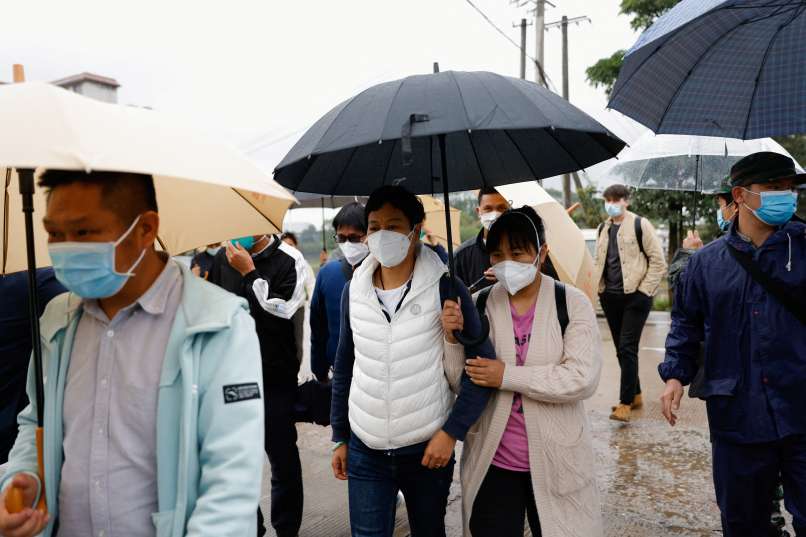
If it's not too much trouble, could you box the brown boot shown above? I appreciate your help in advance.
[611,393,643,411]
[610,404,631,422]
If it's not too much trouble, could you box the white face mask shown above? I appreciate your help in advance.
[492,257,539,295]
[480,211,501,231]
[338,241,369,266]
[206,247,221,256]
[367,229,413,268]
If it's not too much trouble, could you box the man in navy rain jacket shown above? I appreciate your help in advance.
[659,152,806,537]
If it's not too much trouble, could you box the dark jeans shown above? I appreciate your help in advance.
[470,465,541,537]
[712,435,806,537]
[347,436,454,537]
[599,291,652,405]
[257,383,303,537]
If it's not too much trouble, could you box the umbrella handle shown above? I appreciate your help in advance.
[3,427,47,514]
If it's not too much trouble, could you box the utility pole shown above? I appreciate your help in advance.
[511,18,532,79]
[546,14,590,208]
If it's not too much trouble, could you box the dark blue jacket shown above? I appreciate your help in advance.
[659,220,806,444]
[0,269,65,462]
[310,258,355,382]
[331,275,495,444]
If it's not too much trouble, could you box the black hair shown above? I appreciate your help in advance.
[332,201,367,233]
[38,170,158,224]
[365,185,425,230]
[486,206,546,255]
[602,184,631,201]
[281,232,298,246]
[478,185,503,205]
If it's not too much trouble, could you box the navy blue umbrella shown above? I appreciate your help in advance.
[275,70,624,342]
[609,0,806,139]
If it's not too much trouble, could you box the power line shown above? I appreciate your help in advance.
[463,0,555,91]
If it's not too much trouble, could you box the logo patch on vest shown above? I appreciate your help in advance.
[410,303,422,315]
[223,383,261,404]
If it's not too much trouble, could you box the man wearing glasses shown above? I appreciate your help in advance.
[310,202,369,383]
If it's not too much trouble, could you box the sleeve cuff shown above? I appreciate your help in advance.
[500,364,532,394]
[658,362,691,386]
[242,270,261,287]
[441,417,466,442]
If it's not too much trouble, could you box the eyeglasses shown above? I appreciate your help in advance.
[333,233,365,244]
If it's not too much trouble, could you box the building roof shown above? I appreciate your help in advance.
[51,72,120,88]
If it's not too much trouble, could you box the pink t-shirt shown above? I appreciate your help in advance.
[491,300,536,472]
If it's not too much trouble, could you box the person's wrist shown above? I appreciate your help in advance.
[332,441,346,452]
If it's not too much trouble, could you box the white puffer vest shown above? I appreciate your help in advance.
[348,245,454,450]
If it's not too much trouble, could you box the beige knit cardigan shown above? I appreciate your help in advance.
[443,275,603,537]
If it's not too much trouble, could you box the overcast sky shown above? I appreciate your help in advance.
[1,0,641,228]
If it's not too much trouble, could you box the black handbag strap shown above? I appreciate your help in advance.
[727,243,806,325]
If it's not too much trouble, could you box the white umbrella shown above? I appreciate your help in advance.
[1,82,297,274]
[0,81,296,514]
[496,181,597,303]
[419,195,461,250]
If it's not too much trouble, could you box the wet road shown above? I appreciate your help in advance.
[259,312,761,536]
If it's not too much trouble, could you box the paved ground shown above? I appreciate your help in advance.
[259,311,794,536]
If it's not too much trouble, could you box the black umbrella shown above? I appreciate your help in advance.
[275,70,624,342]
[291,192,367,252]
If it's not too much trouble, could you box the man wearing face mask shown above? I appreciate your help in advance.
[0,170,264,537]
[190,242,221,279]
[668,179,737,291]
[454,186,511,293]
[659,152,806,537]
[310,202,368,383]
[330,185,495,536]
[207,232,308,537]
[593,184,667,423]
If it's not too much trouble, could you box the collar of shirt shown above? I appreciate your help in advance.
[78,258,181,323]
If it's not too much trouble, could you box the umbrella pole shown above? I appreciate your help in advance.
[321,198,327,253]
[5,169,47,514]
[437,135,457,292]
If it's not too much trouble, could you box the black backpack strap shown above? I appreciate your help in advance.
[554,280,569,337]
[727,243,806,325]
[634,216,647,259]
[597,222,604,238]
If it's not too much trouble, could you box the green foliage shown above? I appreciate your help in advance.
[586,50,626,98]
[774,135,806,167]
[620,0,681,30]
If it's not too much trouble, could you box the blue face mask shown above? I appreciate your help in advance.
[48,215,146,299]
[605,202,624,218]
[231,236,256,250]
[716,202,734,232]
[742,188,798,226]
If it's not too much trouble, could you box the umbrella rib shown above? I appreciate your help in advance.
[231,188,285,233]
[656,0,794,134]
[543,128,586,175]
[741,3,805,139]
[331,146,361,195]
[380,140,397,188]
[503,130,541,181]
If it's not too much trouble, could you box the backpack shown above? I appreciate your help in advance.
[474,280,570,337]
[598,215,647,259]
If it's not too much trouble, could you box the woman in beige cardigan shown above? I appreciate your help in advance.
[442,207,603,537]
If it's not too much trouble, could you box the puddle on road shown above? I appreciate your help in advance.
[590,411,723,535]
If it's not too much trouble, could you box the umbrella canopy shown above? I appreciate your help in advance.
[0,82,297,275]
[495,182,596,303]
[589,133,802,192]
[275,70,624,194]
[292,192,366,209]
[609,0,806,139]
[419,195,461,249]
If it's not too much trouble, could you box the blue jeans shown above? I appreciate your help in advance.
[347,436,455,537]
[712,434,806,536]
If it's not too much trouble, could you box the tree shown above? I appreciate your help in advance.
[585,50,625,97]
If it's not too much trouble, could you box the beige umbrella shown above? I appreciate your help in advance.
[1,82,296,275]
[419,194,461,249]
[0,80,296,515]
[496,181,597,303]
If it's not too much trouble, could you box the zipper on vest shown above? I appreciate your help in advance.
[386,325,393,450]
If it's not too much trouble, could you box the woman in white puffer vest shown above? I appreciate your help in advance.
[442,207,603,537]
[330,185,496,537]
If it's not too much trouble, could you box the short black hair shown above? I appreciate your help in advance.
[281,232,298,245]
[365,185,425,230]
[38,170,157,224]
[332,201,366,233]
[602,184,631,201]
[486,206,546,255]
[478,185,504,205]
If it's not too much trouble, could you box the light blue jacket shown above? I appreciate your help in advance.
[1,263,265,536]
